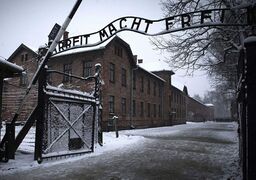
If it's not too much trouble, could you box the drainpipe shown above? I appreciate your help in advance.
[161,82,164,125]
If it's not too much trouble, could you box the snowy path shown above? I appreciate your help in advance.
[0,122,241,179]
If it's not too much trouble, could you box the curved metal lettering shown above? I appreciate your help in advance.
[53,8,249,54]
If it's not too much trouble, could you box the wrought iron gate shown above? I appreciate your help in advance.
[34,64,101,162]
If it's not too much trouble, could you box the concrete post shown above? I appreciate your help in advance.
[244,36,256,179]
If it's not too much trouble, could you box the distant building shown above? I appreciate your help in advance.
[2,36,214,131]
[187,97,214,122]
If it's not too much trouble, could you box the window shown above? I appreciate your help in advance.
[114,46,123,57]
[147,103,150,117]
[147,79,150,94]
[20,73,28,86]
[109,63,115,83]
[140,76,144,92]
[121,68,127,87]
[132,100,136,117]
[83,61,93,77]
[140,102,144,117]
[109,96,115,113]
[153,81,157,96]
[21,53,28,62]
[121,98,126,115]
[153,104,156,117]
[63,63,72,82]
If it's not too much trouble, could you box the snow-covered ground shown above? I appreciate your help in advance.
[0,121,241,179]
[0,124,144,173]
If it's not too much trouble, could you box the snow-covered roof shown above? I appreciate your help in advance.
[7,43,37,62]
[51,36,136,66]
[0,58,24,78]
[52,42,107,58]
[205,103,214,107]
[138,66,166,82]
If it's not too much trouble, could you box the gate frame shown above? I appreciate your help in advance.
[34,64,101,163]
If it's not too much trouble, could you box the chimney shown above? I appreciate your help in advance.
[63,31,69,40]
[138,59,143,64]
[133,55,137,62]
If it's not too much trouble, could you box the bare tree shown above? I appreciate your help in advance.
[151,0,251,73]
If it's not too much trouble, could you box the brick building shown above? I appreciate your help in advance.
[152,70,187,125]
[2,44,38,122]
[2,36,214,130]
[187,96,214,122]
[47,36,168,130]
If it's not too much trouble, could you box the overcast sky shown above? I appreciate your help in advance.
[0,0,213,97]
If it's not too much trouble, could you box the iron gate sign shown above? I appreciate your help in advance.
[53,7,250,54]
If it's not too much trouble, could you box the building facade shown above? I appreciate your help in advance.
[2,36,214,131]
[2,44,38,122]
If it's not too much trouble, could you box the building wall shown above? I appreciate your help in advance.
[2,38,214,131]
[153,71,186,126]
[152,71,172,125]
[170,86,187,125]
[100,39,135,130]
[186,96,214,122]
[132,67,165,128]
[2,45,38,122]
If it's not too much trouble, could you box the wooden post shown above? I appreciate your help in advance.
[244,36,256,179]
[6,122,15,159]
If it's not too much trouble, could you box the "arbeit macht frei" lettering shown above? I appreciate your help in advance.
[53,9,231,54]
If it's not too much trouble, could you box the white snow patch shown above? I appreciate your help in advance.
[0,125,143,174]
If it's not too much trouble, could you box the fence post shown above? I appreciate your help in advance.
[113,116,119,138]
[34,67,47,163]
[5,122,15,159]
[244,36,256,179]
[94,63,103,145]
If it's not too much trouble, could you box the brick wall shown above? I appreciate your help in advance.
[152,70,186,126]
[132,67,165,128]
[2,45,38,122]
[187,96,213,122]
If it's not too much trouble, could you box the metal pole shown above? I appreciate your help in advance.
[14,0,83,121]
[29,0,82,88]
[34,67,47,163]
